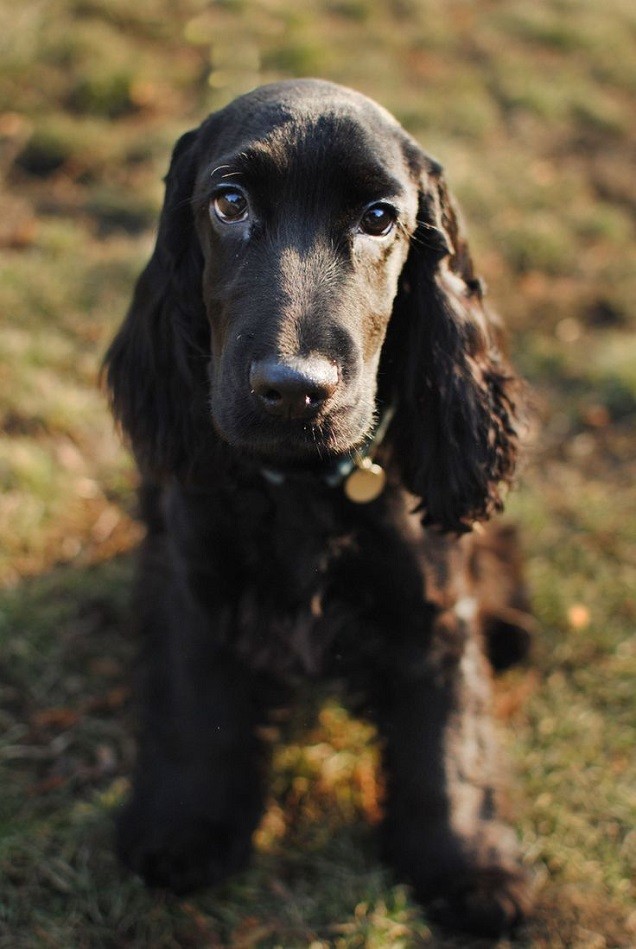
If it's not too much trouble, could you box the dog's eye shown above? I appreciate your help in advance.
[211,187,249,224]
[359,202,397,237]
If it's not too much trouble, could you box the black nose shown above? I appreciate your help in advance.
[249,356,339,420]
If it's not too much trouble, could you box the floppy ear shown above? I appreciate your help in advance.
[103,128,208,475]
[382,160,523,533]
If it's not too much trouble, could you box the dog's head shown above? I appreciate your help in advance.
[105,79,522,531]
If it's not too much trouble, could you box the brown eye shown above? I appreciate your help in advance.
[211,187,249,224]
[359,202,397,237]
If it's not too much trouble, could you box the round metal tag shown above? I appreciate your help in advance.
[344,459,386,503]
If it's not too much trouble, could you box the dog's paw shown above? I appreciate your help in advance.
[428,866,532,937]
[117,801,251,895]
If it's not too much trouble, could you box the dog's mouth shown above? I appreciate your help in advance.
[235,419,369,469]
[211,399,376,471]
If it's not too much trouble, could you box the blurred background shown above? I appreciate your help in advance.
[0,0,634,945]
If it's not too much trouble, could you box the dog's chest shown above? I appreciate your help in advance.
[227,487,363,678]
[233,525,357,678]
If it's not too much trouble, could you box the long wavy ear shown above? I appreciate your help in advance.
[103,128,208,476]
[382,156,523,533]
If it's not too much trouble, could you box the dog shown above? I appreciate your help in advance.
[104,79,533,936]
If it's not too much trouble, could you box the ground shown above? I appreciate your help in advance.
[0,1,634,945]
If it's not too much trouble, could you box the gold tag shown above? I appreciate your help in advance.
[344,458,386,503]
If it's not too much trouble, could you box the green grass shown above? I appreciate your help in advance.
[1,0,635,944]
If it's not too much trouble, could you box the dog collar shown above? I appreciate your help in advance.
[261,404,394,504]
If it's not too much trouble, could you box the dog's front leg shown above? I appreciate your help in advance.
[117,534,266,894]
[379,608,532,936]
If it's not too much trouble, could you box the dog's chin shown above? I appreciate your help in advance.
[239,431,366,473]
[247,444,355,475]
[213,409,373,473]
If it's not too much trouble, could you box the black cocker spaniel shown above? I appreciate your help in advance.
[105,79,533,936]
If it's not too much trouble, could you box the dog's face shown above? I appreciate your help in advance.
[105,79,520,531]
[190,83,422,465]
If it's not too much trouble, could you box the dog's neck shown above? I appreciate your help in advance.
[260,403,395,503]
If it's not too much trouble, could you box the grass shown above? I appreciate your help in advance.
[0,0,634,944]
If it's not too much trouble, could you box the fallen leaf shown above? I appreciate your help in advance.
[568,604,591,630]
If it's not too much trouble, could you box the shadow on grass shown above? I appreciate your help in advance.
[0,555,627,947]
[0,557,426,946]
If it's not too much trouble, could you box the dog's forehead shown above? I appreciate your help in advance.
[199,81,416,189]
[246,115,404,185]
[218,79,403,142]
